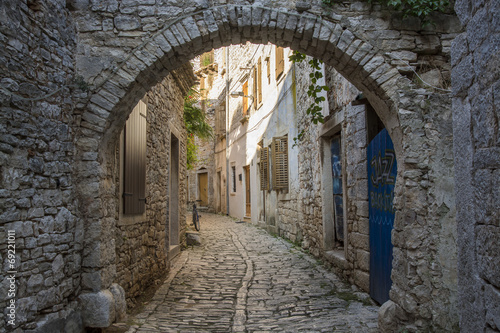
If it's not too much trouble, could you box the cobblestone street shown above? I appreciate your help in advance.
[125,213,379,332]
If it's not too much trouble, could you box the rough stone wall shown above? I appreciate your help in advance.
[284,58,458,331]
[384,89,457,332]
[0,1,83,331]
[452,0,500,331]
[342,104,371,292]
[113,68,189,307]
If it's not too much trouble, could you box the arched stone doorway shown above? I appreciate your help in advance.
[72,2,459,331]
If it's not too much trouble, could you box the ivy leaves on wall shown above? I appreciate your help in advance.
[289,51,329,146]
[184,88,213,169]
[322,0,450,25]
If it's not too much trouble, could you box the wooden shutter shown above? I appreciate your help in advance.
[123,100,147,214]
[253,67,258,109]
[243,81,248,116]
[259,147,270,190]
[216,104,226,136]
[275,46,284,80]
[272,136,288,190]
[257,57,262,105]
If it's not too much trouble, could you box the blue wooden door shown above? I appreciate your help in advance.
[368,128,397,304]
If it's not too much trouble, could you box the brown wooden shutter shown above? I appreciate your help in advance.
[253,67,258,109]
[275,46,284,80]
[257,57,262,105]
[272,136,288,190]
[123,101,147,214]
[243,81,248,116]
[259,147,270,190]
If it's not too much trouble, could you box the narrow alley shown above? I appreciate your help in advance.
[124,213,379,332]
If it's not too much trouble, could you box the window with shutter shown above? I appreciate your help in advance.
[253,66,258,110]
[232,165,237,192]
[257,57,262,105]
[216,104,226,136]
[242,81,248,116]
[123,100,147,214]
[275,46,284,81]
[259,146,270,190]
[272,135,288,190]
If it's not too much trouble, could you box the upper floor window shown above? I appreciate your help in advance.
[242,81,249,117]
[275,46,285,81]
[254,57,263,109]
[215,103,226,137]
[123,100,147,215]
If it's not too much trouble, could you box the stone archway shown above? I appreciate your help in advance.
[72,2,459,331]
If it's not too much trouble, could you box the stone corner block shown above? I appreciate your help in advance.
[378,299,399,332]
[109,283,127,322]
[79,289,116,328]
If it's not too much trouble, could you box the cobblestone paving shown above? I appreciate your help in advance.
[126,213,379,332]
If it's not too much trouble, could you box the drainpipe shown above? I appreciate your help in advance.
[225,46,230,216]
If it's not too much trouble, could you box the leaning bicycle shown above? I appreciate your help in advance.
[192,200,201,231]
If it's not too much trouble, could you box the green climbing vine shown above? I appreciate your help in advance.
[322,0,450,24]
[289,51,329,146]
[184,88,213,169]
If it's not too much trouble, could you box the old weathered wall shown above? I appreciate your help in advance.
[0,1,84,331]
[452,0,500,331]
[113,68,189,308]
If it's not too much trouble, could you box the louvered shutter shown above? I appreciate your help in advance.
[259,147,270,190]
[243,81,248,116]
[272,136,288,190]
[123,101,147,214]
[257,57,262,104]
[275,46,284,80]
[253,67,258,109]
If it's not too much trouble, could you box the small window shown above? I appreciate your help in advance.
[242,81,249,117]
[254,57,263,108]
[232,165,236,193]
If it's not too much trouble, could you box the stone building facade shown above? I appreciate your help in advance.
[452,0,500,331]
[112,65,193,308]
[0,0,498,332]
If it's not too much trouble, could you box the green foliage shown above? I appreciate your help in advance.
[184,89,213,139]
[384,0,450,23]
[184,88,213,169]
[321,0,336,6]
[186,134,197,170]
[322,0,450,24]
[289,51,329,147]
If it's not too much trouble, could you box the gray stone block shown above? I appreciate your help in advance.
[79,290,116,328]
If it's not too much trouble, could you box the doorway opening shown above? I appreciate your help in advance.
[198,170,208,207]
[244,165,251,218]
[169,133,180,257]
